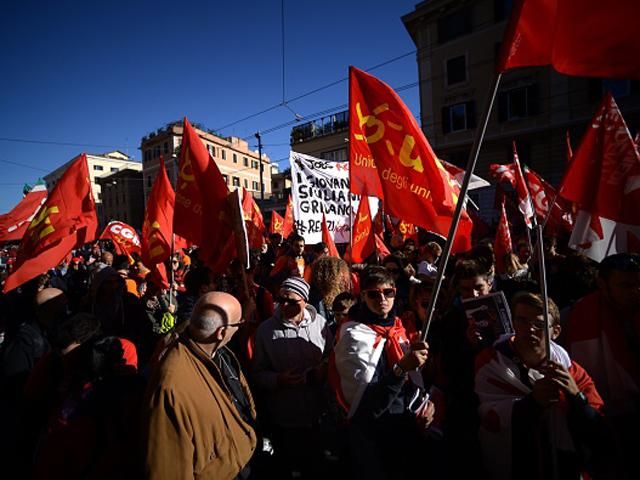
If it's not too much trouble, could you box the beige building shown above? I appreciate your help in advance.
[140,121,272,203]
[290,110,349,161]
[402,0,640,220]
[96,168,145,228]
[43,151,143,225]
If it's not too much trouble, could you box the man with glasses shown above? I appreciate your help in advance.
[565,253,640,478]
[143,291,257,480]
[333,266,433,480]
[252,276,332,478]
[476,292,612,480]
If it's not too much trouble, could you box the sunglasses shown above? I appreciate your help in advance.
[276,297,303,306]
[364,288,396,300]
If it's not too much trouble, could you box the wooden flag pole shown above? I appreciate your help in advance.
[421,73,503,340]
[169,233,176,310]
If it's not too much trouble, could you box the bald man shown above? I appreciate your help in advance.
[142,292,258,480]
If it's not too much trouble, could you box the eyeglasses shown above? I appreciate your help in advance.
[515,317,547,331]
[276,297,303,306]
[364,288,396,300]
[226,319,245,328]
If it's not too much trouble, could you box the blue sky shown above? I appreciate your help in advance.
[0,0,420,213]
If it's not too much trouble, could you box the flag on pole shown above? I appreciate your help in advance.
[321,213,340,258]
[0,184,48,243]
[351,196,375,263]
[512,142,535,228]
[283,194,294,238]
[270,210,285,236]
[560,93,640,261]
[3,154,98,292]
[494,189,513,273]
[349,66,472,252]
[498,0,640,79]
[99,221,141,261]
[242,188,266,249]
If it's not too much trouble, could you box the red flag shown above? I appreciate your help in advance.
[99,221,141,261]
[374,233,391,258]
[242,188,265,249]
[494,189,513,273]
[321,213,340,258]
[349,66,472,252]
[397,220,418,243]
[512,142,534,228]
[0,185,47,243]
[174,118,232,270]
[498,0,640,79]
[489,163,517,185]
[351,197,375,263]
[142,158,175,288]
[372,206,384,235]
[560,94,640,261]
[283,194,294,238]
[4,154,97,292]
[525,169,573,233]
[270,210,285,236]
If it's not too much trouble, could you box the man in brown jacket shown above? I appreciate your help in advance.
[142,291,257,479]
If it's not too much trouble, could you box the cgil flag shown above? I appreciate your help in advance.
[3,154,98,292]
[99,221,141,261]
[349,66,472,252]
[498,0,640,79]
[0,184,48,243]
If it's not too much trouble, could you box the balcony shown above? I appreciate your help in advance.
[290,110,349,145]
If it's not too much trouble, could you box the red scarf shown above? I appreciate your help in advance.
[367,317,410,367]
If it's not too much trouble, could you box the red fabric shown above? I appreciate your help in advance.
[0,186,47,242]
[498,0,640,79]
[568,361,604,413]
[174,118,234,272]
[349,66,472,253]
[4,154,97,292]
[270,210,284,235]
[119,338,138,370]
[494,188,513,273]
[525,169,573,234]
[397,220,418,242]
[242,188,266,249]
[374,233,390,257]
[283,195,294,238]
[366,317,410,367]
[560,94,640,228]
[512,142,534,228]
[142,157,174,289]
[100,221,141,261]
[351,196,375,263]
[321,213,340,258]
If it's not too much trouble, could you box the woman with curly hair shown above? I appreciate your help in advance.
[308,256,351,332]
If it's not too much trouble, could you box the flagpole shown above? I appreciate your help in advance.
[169,233,175,310]
[421,73,503,340]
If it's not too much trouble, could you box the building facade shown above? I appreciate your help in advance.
[402,0,640,220]
[140,121,272,203]
[96,168,145,228]
[43,151,143,226]
[290,110,349,161]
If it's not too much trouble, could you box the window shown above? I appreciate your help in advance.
[446,55,467,86]
[233,153,238,163]
[97,192,102,200]
[494,0,514,21]
[243,157,248,167]
[438,9,472,44]
[498,85,539,122]
[147,176,152,188]
[442,101,476,133]
[210,144,216,157]
[252,181,259,190]
[321,148,348,162]
[603,79,631,99]
[93,165,104,171]
[244,179,248,188]
[447,150,471,168]
[252,160,259,169]
[163,142,169,154]
[222,174,228,184]
[221,149,226,160]
[232,176,240,187]
[144,150,151,163]
[110,167,118,173]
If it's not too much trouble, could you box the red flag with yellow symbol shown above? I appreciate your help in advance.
[174,117,232,270]
[242,188,266,249]
[270,210,285,236]
[349,67,472,253]
[142,158,174,288]
[321,213,340,258]
[4,154,98,292]
[396,220,418,243]
[351,197,375,263]
[283,194,294,238]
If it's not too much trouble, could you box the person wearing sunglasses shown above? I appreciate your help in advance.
[332,266,434,480]
[476,292,611,480]
[252,276,332,478]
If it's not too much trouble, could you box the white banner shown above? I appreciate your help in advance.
[290,151,377,244]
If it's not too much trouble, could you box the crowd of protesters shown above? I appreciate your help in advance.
[0,227,638,480]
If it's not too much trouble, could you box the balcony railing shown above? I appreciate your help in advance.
[290,110,349,145]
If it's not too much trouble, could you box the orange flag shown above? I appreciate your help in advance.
[283,194,294,238]
[351,197,375,263]
[321,213,340,258]
[4,154,98,292]
[270,210,285,236]
[242,188,266,249]
[142,158,175,288]
[349,67,472,253]
[174,117,232,270]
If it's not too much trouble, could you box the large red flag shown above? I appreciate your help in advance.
[560,93,640,261]
[174,118,232,270]
[283,194,294,238]
[142,158,175,288]
[0,185,47,243]
[242,188,266,249]
[99,221,141,261]
[349,66,472,252]
[4,154,97,292]
[494,189,513,273]
[321,213,340,258]
[270,210,285,236]
[498,0,640,79]
[351,196,375,263]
